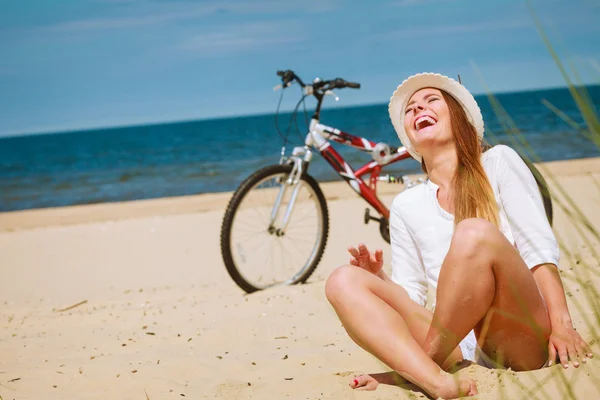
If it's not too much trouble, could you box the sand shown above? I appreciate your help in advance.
[1,157,600,399]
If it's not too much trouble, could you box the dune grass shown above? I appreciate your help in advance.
[461,1,600,398]
[375,2,600,397]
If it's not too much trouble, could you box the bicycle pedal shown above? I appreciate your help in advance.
[364,208,381,224]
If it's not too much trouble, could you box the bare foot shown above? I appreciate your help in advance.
[429,374,478,399]
[349,371,406,391]
[349,374,379,391]
[349,371,477,399]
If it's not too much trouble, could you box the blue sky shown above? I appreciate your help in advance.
[1,0,599,137]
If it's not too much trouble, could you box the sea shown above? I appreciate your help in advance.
[1,85,599,212]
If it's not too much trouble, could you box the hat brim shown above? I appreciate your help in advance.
[388,73,484,163]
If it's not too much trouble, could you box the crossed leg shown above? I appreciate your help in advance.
[325,266,476,399]
[325,218,551,398]
[424,218,551,370]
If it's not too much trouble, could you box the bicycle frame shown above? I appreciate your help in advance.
[285,117,413,221]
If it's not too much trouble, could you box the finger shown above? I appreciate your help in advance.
[548,343,557,367]
[567,344,580,368]
[347,246,359,258]
[582,340,594,359]
[349,254,361,267]
[558,347,570,369]
[358,243,369,258]
[359,246,372,265]
[576,340,587,364]
[374,249,383,262]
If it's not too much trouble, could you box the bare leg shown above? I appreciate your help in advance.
[423,218,551,370]
[325,266,477,398]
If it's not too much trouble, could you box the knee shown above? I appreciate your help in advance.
[453,218,499,256]
[325,265,361,305]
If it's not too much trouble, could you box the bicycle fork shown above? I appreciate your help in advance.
[267,147,313,237]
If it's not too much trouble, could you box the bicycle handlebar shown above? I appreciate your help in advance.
[277,69,306,87]
[329,77,361,90]
[276,69,360,91]
[276,69,361,120]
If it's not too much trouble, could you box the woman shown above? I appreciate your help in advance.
[325,73,593,399]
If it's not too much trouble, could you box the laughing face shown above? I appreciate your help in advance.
[403,87,453,156]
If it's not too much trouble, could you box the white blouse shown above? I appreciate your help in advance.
[389,144,560,308]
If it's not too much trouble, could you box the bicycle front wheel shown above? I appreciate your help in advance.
[220,164,329,293]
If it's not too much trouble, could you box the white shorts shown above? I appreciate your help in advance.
[458,330,500,369]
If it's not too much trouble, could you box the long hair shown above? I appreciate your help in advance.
[421,90,499,227]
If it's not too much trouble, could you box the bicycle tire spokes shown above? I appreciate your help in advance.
[277,180,303,235]
[229,172,323,289]
[268,178,288,234]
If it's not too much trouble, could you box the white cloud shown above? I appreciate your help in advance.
[178,21,305,57]
[39,1,340,34]
[386,19,532,37]
[42,5,220,33]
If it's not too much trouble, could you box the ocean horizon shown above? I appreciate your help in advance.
[1,84,599,212]
[4,82,597,140]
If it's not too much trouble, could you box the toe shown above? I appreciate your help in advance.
[462,379,478,396]
[469,381,479,396]
[349,375,371,389]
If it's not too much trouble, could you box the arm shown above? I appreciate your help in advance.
[495,145,559,270]
[389,198,428,306]
[531,263,572,329]
[496,146,592,365]
[532,262,593,366]
[495,146,561,318]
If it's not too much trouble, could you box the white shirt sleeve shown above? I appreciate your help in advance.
[389,200,428,306]
[495,145,560,269]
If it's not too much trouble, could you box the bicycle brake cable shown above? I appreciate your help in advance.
[301,94,309,127]
[298,90,310,142]
[274,81,311,156]
[292,92,309,143]
[274,88,288,147]
[281,91,307,145]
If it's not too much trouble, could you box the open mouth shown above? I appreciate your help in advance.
[414,115,437,131]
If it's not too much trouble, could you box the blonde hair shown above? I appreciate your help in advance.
[421,90,499,227]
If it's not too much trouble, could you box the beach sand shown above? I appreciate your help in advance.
[1,157,600,399]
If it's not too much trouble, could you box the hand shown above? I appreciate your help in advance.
[348,243,384,275]
[548,325,593,368]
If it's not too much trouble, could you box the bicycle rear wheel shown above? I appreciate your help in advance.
[220,164,329,293]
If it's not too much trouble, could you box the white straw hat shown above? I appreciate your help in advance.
[388,72,484,163]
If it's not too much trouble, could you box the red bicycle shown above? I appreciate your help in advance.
[220,70,552,293]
